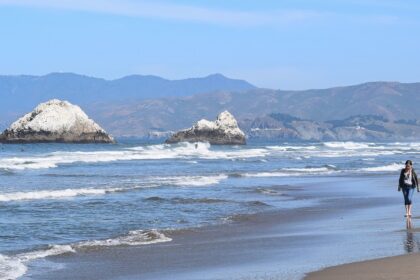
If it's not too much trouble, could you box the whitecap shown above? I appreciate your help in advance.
[358,163,403,172]
[323,142,372,149]
[0,187,127,202]
[165,174,228,187]
[242,165,338,178]
[0,142,269,170]
[0,174,227,202]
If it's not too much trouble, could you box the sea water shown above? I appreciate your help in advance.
[0,140,418,279]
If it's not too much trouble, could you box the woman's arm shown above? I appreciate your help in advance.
[398,169,404,191]
[413,169,419,192]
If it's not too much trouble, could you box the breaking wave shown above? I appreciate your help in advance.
[0,142,268,170]
[358,163,403,172]
[323,142,372,149]
[0,187,129,202]
[243,165,338,177]
[0,174,228,202]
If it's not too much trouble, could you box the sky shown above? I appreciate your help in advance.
[0,0,419,89]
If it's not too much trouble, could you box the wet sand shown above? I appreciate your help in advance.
[305,251,420,280]
[24,176,414,280]
[305,214,420,280]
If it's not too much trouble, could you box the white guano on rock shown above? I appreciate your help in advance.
[165,111,246,145]
[0,99,114,143]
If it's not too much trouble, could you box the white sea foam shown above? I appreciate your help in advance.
[0,245,75,280]
[323,142,372,149]
[264,142,407,159]
[311,150,397,158]
[16,245,75,262]
[163,174,228,187]
[76,230,171,248]
[0,230,171,279]
[243,172,291,177]
[0,174,227,202]
[0,254,27,280]
[0,142,268,170]
[266,145,317,151]
[243,166,337,177]
[282,166,336,172]
[358,163,403,172]
[128,142,268,160]
[0,187,127,202]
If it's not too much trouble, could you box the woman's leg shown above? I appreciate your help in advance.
[402,187,410,215]
[408,188,415,215]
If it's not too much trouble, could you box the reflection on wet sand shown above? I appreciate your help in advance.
[404,218,420,253]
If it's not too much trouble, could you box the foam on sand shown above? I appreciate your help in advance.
[76,229,172,248]
[0,245,75,280]
[0,229,171,279]
[0,254,27,280]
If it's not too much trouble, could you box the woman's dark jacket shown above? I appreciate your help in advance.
[398,168,419,192]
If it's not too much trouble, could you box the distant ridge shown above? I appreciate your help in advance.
[0,72,256,125]
[1,73,420,141]
[85,81,420,139]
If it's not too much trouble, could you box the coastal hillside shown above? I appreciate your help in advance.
[0,72,255,127]
[1,75,419,140]
[85,81,420,140]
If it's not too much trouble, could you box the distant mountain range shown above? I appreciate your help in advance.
[0,72,255,126]
[1,73,419,141]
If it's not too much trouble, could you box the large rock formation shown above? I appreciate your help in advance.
[165,111,246,145]
[0,99,114,143]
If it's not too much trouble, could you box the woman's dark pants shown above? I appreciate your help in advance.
[402,184,415,205]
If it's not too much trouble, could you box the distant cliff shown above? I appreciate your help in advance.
[239,114,420,141]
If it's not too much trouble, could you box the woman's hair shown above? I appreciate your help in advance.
[406,160,413,166]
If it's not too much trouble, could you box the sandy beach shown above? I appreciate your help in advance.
[22,175,414,280]
[305,251,420,280]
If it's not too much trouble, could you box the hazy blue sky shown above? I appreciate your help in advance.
[0,0,419,89]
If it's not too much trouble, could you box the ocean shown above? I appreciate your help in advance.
[0,140,418,279]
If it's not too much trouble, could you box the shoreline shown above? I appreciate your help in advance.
[304,214,420,280]
[23,175,411,280]
[304,250,420,280]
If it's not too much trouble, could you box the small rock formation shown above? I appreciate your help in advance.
[0,99,114,143]
[165,111,246,145]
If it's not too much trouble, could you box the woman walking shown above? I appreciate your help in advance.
[398,160,419,217]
